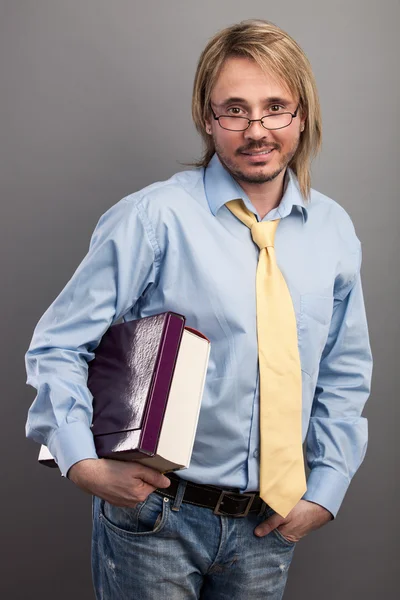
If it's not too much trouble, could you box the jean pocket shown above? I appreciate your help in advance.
[272,527,297,547]
[99,492,170,538]
[264,507,297,547]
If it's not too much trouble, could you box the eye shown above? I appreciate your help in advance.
[269,104,285,112]
[226,107,244,115]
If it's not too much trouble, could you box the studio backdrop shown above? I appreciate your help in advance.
[1,1,398,599]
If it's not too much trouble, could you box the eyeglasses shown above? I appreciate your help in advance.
[210,104,299,131]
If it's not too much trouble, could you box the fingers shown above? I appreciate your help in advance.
[69,458,172,508]
[254,512,284,537]
[134,464,171,489]
[131,480,159,504]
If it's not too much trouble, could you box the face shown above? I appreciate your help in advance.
[205,56,306,188]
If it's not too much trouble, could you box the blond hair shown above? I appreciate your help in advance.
[191,19,322,201]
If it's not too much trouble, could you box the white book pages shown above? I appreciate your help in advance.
[139,328,210,470]
[38,445,53,462]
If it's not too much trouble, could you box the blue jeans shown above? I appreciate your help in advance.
[91,479,297,599]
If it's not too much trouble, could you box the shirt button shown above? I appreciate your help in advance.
[253,449,259,458]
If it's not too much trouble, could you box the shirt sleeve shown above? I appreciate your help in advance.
[302,246,373,518]
[25,195,160,477]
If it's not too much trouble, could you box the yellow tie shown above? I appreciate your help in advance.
[226,199,307,518]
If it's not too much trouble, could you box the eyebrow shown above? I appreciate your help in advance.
[214,96,293,108]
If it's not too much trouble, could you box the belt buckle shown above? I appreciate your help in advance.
[213,491,256,518]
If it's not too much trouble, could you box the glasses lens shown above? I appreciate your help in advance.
[219,116,249,131]
[262,113,292,130]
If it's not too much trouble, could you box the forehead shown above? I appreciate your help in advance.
[211,55,294,103]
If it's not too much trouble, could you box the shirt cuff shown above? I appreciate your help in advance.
[302,466,350,519]
[47,421,99,478]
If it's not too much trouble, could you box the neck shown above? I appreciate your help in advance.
[234,169,286,220]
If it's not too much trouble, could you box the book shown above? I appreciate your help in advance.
[38,311,210,473]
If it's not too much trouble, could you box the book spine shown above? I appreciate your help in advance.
[139,313,185,455]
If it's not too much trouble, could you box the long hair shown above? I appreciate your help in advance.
[191,19,322,201]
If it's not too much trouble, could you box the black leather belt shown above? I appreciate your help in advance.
[155,472,265,518]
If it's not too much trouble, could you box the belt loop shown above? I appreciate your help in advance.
[257,500,267,517]
[171,477,187,512]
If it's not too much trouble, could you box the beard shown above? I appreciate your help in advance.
[213,135,300,185]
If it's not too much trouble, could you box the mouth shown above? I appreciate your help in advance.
[240,148,276,161]
[241,148,275,156]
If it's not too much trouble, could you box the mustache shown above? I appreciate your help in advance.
[237,142,279,154]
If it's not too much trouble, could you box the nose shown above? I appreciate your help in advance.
[243,119,269,142]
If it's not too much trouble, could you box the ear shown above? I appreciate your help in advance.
[299,109,307,132]
[204,118,212,135]
[204,104,214,135]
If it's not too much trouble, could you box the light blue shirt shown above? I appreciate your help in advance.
[25,153,372,518]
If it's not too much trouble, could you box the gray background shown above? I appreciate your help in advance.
[1,1,398,598]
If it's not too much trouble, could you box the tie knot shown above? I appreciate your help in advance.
[251,221,279,250]
[224,199,280,249]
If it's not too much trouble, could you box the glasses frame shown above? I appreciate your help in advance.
[209,104,300,131]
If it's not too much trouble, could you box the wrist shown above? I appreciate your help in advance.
[67,458,100,484]
[308,500,333,522]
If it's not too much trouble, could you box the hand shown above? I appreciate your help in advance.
[254,499,333,543]
[67,458,171,508]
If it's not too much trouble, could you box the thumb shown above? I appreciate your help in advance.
[254,512,283,538]
[136,465,171,489]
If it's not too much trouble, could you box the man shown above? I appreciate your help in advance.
[25,19,372,600]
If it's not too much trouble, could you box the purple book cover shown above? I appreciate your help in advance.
[89,312,185,459]
[39,311,186,467]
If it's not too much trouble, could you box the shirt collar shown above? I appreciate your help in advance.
[204,152,308,222]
